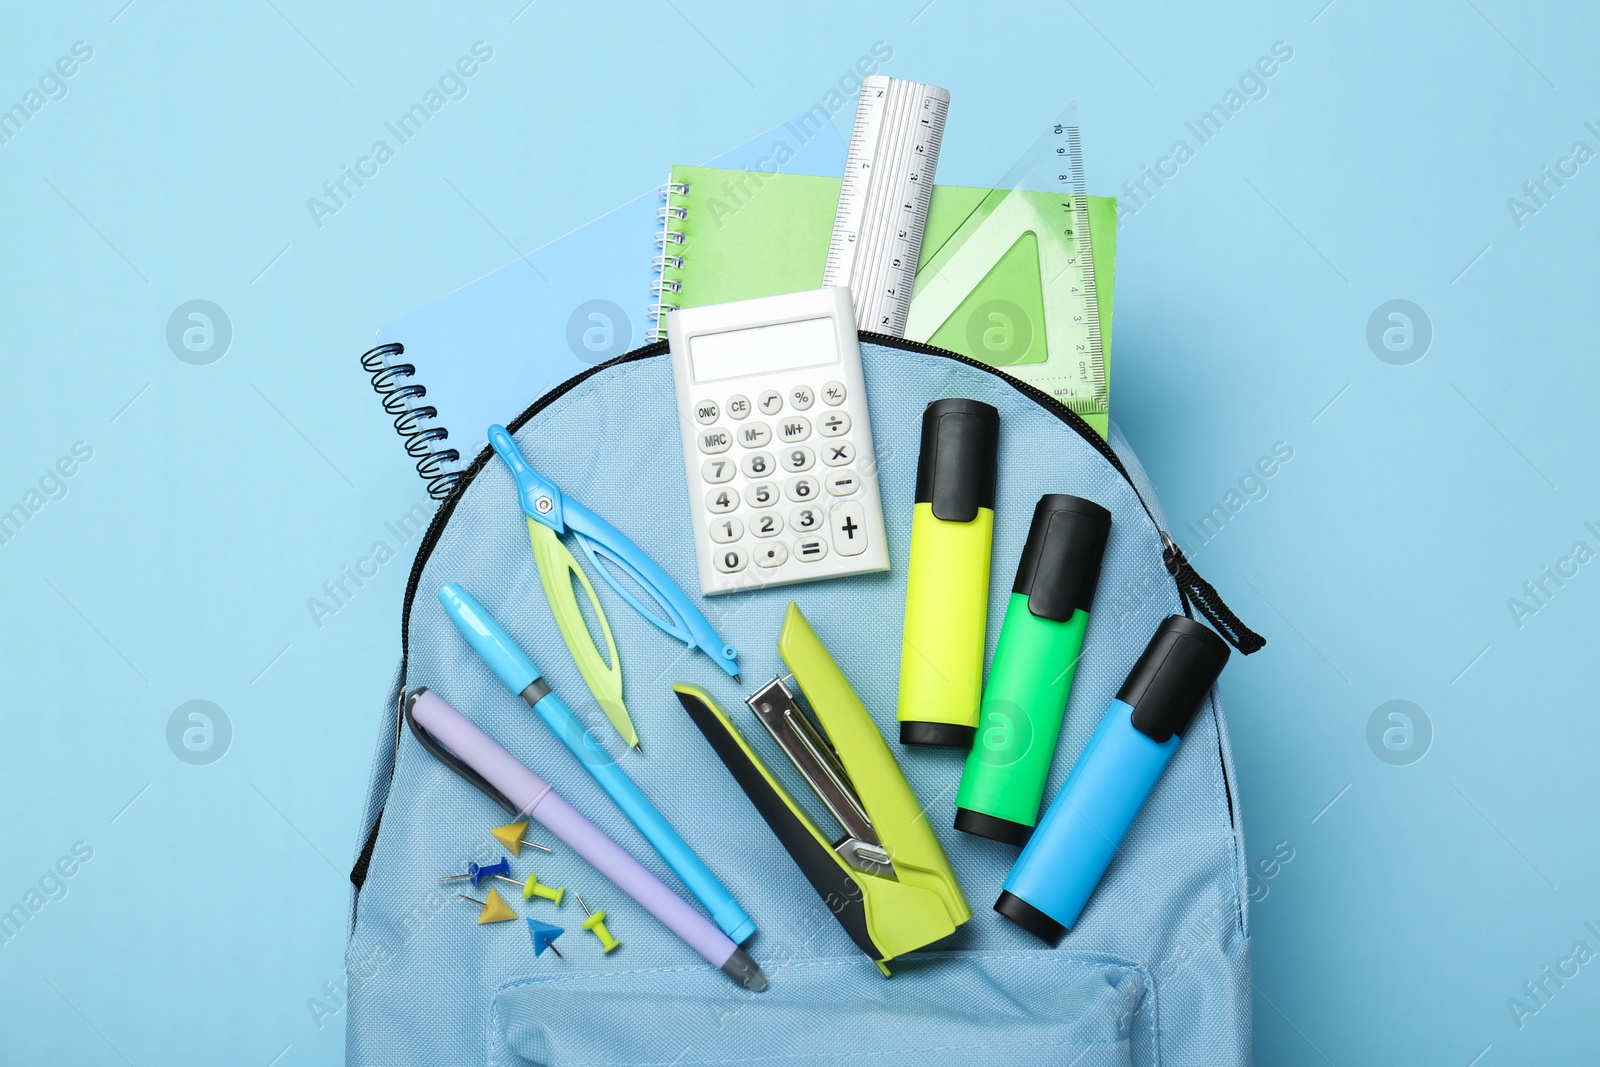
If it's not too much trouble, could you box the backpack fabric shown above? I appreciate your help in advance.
[345,337,1253,1066]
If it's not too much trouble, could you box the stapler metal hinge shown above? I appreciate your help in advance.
[746,677,895,879]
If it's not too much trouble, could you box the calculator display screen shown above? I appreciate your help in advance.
[688,316,839,382]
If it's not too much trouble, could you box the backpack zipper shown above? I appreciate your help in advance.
[857,331,1264,656]
[393,332,1261,708]
[349,333,1262,888]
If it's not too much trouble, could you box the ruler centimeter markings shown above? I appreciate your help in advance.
[824,76,950,336]
[1055,122,1106,413]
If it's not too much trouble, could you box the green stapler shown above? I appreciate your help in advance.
[673,603,971,974]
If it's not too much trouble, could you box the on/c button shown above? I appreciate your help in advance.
[830,501,868,557]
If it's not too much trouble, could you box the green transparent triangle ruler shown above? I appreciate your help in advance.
[905,113,1108,426]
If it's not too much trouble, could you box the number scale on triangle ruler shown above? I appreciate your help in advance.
[824,76,950,336]
[1052,121,1107,417]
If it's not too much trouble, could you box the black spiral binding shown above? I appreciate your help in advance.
[360,343,462,501]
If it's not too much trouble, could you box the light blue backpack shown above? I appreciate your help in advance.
[347,334,1262,1066]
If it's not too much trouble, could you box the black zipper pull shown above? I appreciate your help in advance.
[1162,534,1265,655]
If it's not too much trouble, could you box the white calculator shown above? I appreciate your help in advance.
[666,287,890,595]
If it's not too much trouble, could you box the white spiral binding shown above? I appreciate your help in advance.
[650,180,690,340]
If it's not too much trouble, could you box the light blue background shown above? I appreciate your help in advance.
[2,2,1594,1065]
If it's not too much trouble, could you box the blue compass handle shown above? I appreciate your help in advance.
[562,496,740,678]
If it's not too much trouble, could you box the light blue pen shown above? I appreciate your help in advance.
[438,581,757,944]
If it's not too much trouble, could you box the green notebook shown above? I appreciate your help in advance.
[658,164,1115,437]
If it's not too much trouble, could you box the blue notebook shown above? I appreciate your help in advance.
[362,121,847,498]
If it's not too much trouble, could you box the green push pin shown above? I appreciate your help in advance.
[575,891,620,953]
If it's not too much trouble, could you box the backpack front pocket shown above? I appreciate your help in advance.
[488,949,1153,1067]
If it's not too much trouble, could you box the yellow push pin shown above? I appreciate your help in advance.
[459,888,518,924]
[575,891,620,953]
[489,821,554,858]
[517,871,565,906]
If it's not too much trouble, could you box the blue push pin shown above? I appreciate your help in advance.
[439,856,512,888]
[526,919,565,959]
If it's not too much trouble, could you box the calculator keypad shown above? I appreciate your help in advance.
[690,382,875,584]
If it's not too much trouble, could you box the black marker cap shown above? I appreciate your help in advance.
[994,890,1065,945]
[915,399,1000,523]
[954,807,1034,847]
[1119,616,1231,744]
[1012,495,1112,622]
[899,721,976,749]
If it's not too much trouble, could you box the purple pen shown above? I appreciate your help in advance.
[406,688,767,991]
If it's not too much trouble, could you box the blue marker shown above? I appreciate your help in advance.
[437,582,757,945]
[996,616,1230,943]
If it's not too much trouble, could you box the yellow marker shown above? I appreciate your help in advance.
[576,891,620,953]
[520,871,565,906]
[896,399,1000,749]
[459,888,517,924]
[489,821,553,858]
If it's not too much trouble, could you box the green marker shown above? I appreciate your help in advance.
[955,494,1111,846]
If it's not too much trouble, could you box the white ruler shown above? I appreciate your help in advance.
[823,75,950,336]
